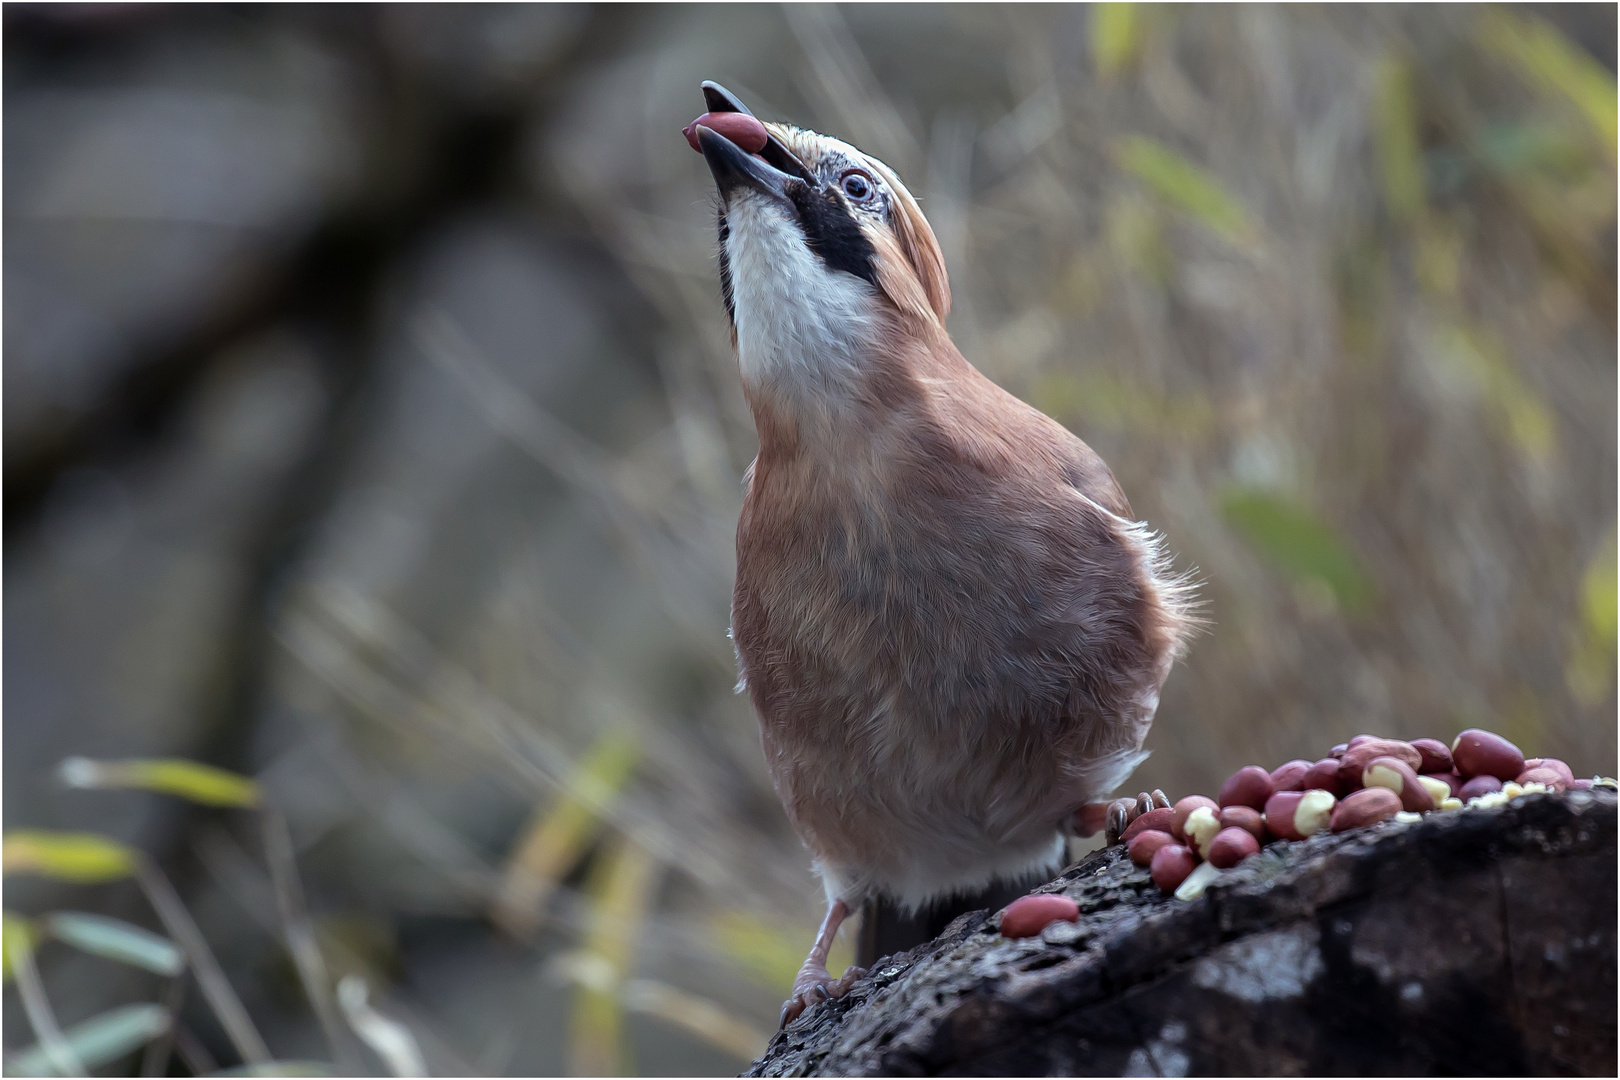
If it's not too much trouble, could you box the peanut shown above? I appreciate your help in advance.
[1217,765,1275,810]
[1410,738,1454,774]
[1264,789,1334,840]
[1520,758,1574,789]
[1337,739,1422,790]
[1416,775,1452,806]
[1182,805,1221,858]
[1173,860,1223,901]
[1269,759,1312,792]
[1206,826,1260,869]
[1219,805,1267,843]
[1302,757,1344,796]
[1128,829,1177,867]
[1150,844,1197,893]
[1451,729,1523,781]
[1457,774,1502,801]
[999,893,1079,938]
[1329,787,1402,832]
[1171,795,1218,840]
[1422,771,1463,797]
[682,111,770,154]
[1294,789,1336,837]
[1120,807,1177,844]
[1362,756,1434,812]
[1517,767,1566,792]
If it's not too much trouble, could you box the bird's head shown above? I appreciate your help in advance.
[687,82,951,411]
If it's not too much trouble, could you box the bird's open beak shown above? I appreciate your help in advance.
[697,80,815,203]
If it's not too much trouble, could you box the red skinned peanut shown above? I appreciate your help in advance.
[1182,805,1222,858]
[999,894,1079,938]
[1128,829,1177,867]
[1219,805,1267,844]
[1459,775,1502,800]
[1362,756,1435,812]
[1411,738,1453,774]
[1171,795,1218,840]
[1206,827,1260,869]
[1329,787,1402,832]
[1302,758,1344,796]
[1521,758,1574,789]
[1451,729,1524,781]
[1150,844,1198,893]
[683,111,770,154]
[1270,760,1312,792]
[1338,739,1422,790]
[1265,789,1336,840]
[1120,807,1177,844]
[1218,766,1275,810]
[1517,767,1566,792]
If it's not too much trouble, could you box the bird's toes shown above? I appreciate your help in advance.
[778,965,867,1029]
[831,966,867,995]
[1104,797,1135,844]
[779,980,833,1029]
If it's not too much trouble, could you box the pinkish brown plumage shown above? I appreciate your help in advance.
[689,82,1198,1027]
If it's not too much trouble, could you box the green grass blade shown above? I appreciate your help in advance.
[4,1003,168,1076]
[58,758,261,808]
[2,912,37,983]
[42,912,184,977]
[3,831,136,883]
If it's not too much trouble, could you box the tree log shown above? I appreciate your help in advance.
[749,789,1617,1076]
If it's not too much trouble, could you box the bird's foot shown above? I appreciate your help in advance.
[1102,789,1172,845]
[779,964,866,1029]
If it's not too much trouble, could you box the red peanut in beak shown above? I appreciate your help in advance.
[683,111,769,154]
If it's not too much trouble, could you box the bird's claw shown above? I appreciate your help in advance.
[779,983,829,1028]
[779,965,865,1029]
[1104,797,1133,844]
[1104,790,1175,844]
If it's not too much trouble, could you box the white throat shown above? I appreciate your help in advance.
[725,193,880,404]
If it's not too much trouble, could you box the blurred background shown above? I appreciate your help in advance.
[3,3,1615,1075]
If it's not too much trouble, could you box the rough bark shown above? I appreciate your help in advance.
[749,789,1617,1077]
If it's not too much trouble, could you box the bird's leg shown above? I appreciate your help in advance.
[779,898,865,1028]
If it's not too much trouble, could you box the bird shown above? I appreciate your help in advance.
[685,82,1198,1028]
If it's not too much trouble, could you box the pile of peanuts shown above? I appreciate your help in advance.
[1132,728,1605,900]
[997,728,1611,938]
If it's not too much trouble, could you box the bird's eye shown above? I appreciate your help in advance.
[840,170,875,202]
